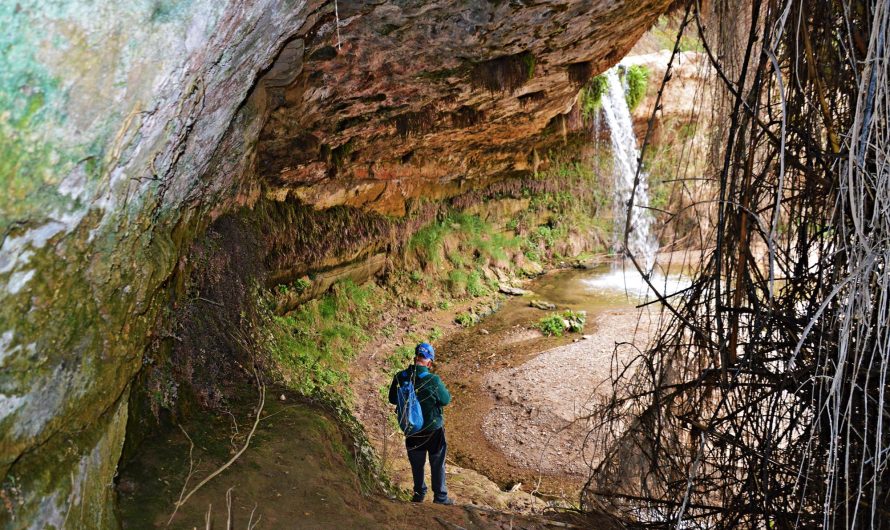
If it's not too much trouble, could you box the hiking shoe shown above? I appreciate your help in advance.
[411,494,425,503]
[434,497,455,505]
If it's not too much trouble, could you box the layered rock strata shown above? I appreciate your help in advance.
[0,0,671,524]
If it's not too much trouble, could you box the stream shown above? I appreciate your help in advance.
[438,262,689,501]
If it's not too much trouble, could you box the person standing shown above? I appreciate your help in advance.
[388,342,454,505]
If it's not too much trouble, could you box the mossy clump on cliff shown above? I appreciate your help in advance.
[580,74,609,120]
[623,64,650,112]
[450,105,485,128]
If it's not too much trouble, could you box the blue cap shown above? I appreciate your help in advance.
[415,342,435,361]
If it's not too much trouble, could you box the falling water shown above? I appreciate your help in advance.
[599,67,658,272]
[583,68,690,299]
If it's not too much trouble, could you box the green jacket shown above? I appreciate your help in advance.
[389,365,451,433]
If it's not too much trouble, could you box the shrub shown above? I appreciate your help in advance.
[537,314,566,336]
[561,310,587,332]
[455,312,475,327]
[387,343,416,370]
[537,310,587,336]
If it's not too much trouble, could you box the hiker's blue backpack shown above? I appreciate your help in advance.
[396,370,430,435]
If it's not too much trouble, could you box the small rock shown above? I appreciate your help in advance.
[529,300,556,310]
[521,260,544,276]
[279,394,287,401]
[479,328,490,335]
[499,284,531,296]
[582,335,592,340]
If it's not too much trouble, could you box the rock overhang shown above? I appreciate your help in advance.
[0,0,674,525]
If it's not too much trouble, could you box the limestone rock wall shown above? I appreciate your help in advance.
[0,0,671,526]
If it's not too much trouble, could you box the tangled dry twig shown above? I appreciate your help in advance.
[587,0,890,527]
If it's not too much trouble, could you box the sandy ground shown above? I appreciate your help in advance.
[351,265,676,507]
[482,309,657,477]
[347,299,549,513]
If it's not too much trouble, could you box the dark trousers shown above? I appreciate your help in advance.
[405,427,447,501]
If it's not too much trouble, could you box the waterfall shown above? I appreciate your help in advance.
[599,68,658,272]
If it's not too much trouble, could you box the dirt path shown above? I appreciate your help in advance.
[347,298,552,512]
[118,388,602,529]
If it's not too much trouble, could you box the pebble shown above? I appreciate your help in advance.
[279,394,287,401]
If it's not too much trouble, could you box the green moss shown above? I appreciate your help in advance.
[509,157,614,259]
[466,270,487,297]
[455,312,475,327]
[331,139,355,168]
[277,277,312,295]
[522,52,536,80]
[447,250,467,268]
[269,280,380,398]
[448,269,468,295]
[408,212,496,267]
[408,219,450,265]
[385,327,444,371]
[470,51,536,93]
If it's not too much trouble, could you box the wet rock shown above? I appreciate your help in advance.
[576,256,606,269]
[520,260,545,276]
[529,300,556,310]
[499,284,531,296]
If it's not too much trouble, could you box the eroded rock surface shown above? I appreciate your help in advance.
[1,0,672,525]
